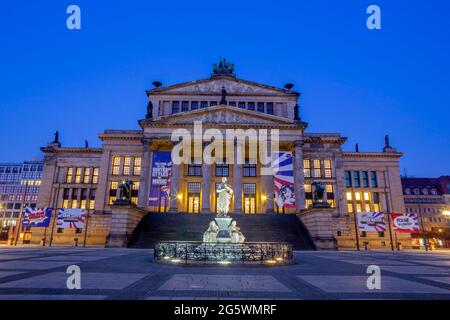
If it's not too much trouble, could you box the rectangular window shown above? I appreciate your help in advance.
[247,102,255,110]
[353,171,361,187]
[210,101,217,106]
[112,157,121,175]
[133,157,141,176]
[215,164,229,177]
[75,168,82,184]
[243,163,257,177]
[345,171,352,187]
[326,184,333,193]
[66,168,74,183]
[313,159,321,178]
[266,102,274,115]
[89,189,96,210]
[303,159,311,178]
[304,184,312,192]
[243,183,256,194]
[200,101,208,108]
[347,203,354,213]
[238,102,246,109]
[191,101,198,110]
[228,101,236,107]
[257,102,265,112]
[324,159,332,178]
[131,181,139,205]
[181,101,189,112]
[188,182,201,193]
[83,168,91,184]
[188,164,202,176]
[370,171,378,187]
[92,168,99,184]
[172,101,180,113]
[109,181,118,205]
[123,157,131,175]
[362,171,369,187]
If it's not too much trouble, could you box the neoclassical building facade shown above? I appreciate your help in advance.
[34,61,410,250]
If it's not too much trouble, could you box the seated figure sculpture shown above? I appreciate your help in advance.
[229,221,245,244]
[203,221,219,243]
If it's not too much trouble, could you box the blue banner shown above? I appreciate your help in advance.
[22,208,53,227]
[148,151,172,209]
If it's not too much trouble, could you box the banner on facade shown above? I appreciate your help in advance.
[273,152,295,209]
[358,212,386,232]
[57,208,86,229]
[391,213,419,233]
[148,151,172,208]
[22,208,52,227]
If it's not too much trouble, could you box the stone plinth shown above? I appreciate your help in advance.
[215,217,232,243]
[298,207,338,250]
[106,205,146,248]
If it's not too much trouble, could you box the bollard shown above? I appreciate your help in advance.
[74,238,78,247]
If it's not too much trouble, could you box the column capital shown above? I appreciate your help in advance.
[293,140,304,148]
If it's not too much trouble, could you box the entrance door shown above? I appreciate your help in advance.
[243,195,256,214]
[188,194,200,213]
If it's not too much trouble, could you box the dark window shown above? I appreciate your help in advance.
[345,171,352,187]
[238,102,246,109]
[229,101,236,107]
[210,101,217,106]
[247,102,255,110]
[75,228,82,234]
[353,171,361,187]
[362,171,369,187]
[243,163,257,177]
[171,101,180,114]
[187,164,202,176]
[360,231,367,237]
[181,101,189,112]
[266,102,274,115]
[200,101,208,108]
[191,101,199,110]
[257,102,265,112]
[378,231,385,237]
[337,230,342,236]
[57,228,64,233]
[370,171,378,187]
[215,164,229,177]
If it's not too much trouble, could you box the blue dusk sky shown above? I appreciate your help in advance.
[0,0,449,177]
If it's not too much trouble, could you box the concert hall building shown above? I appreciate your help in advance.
[33,60,410,250]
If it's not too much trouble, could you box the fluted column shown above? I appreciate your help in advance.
[137,138,152,209]
[201,161,211,213]
[233,141,243,214]
[293,140,306,211]
[169,143,181,213]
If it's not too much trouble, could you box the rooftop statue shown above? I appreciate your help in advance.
[212,58,235,77]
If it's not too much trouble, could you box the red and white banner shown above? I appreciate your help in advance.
[391,213,419,233]
[358,212,386,232]
[57,208,86,229]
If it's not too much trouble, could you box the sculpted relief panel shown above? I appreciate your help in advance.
[164,79,279,95]
[166,110,282,125]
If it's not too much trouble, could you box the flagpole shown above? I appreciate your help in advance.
[383,171,395,251]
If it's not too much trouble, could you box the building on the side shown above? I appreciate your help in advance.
[28,60,411,250]
[0,160,44,242]
[402,176,450,248]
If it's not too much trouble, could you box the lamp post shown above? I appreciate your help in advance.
[14,179,30,246]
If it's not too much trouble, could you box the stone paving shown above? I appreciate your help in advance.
[0,247,448,300]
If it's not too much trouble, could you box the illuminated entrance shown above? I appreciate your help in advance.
[243,183,256,214]
[187,182,200,213]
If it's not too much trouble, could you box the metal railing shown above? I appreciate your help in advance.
[154,241,293,264]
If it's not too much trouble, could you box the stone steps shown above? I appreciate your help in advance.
[128,213,316,250]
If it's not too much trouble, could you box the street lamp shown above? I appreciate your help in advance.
[442,209,450,217]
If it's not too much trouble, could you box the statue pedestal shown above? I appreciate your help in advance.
[215,217,232,243]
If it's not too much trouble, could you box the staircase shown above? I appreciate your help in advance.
[128,213,316,250]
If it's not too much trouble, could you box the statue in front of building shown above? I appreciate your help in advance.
[216,177,233,217]
[229,221,245,244]
[203,221,219,243]
[115,179,134,205]
[312,181,325,203]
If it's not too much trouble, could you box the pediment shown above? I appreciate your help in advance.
[154,105,295,126]
[150,77,290,96]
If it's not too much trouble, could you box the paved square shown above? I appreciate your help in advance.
[0,248,448,300]
[159,274,291,292]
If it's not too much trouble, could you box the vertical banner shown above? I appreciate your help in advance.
[273,152,295,209]
[391,213,419,233]
[148,151,172,209]
[358,212,386,232]
[57,208,86,229]
[22,208,53,227]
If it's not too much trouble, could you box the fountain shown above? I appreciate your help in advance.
[154,178,293,265]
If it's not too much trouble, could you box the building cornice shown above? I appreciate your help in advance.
[342,152,403,159]
[40,147,103,154]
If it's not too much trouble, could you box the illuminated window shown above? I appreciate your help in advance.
[327,200,335,207]
[356,204,362,212]
[364,204,371,212]
[324,160,332,178]
[89,189,96,210]
[313,159,321,178]
[83,168,91,184]
[133,157,142,176]
[131,181,139,205]
[92,168,99,184]
[66,168,74,183]
[346,192,353,201]
[326,184,333,193]
[304,184,312,192]
[363,192,370,201]
[123,157,131,175]
[75,168,82,183]
[109,181,118,205]
[306,199,313,208]
[355,192,361,201]
[347,203,354,213]
[303,159,311,178]
[112,157,121,175]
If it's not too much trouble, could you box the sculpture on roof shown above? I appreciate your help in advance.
[212,58,235,77]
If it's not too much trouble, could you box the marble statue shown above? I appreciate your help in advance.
[229,221,245,244]
[216,177,233,217]
[203,221,219,243]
